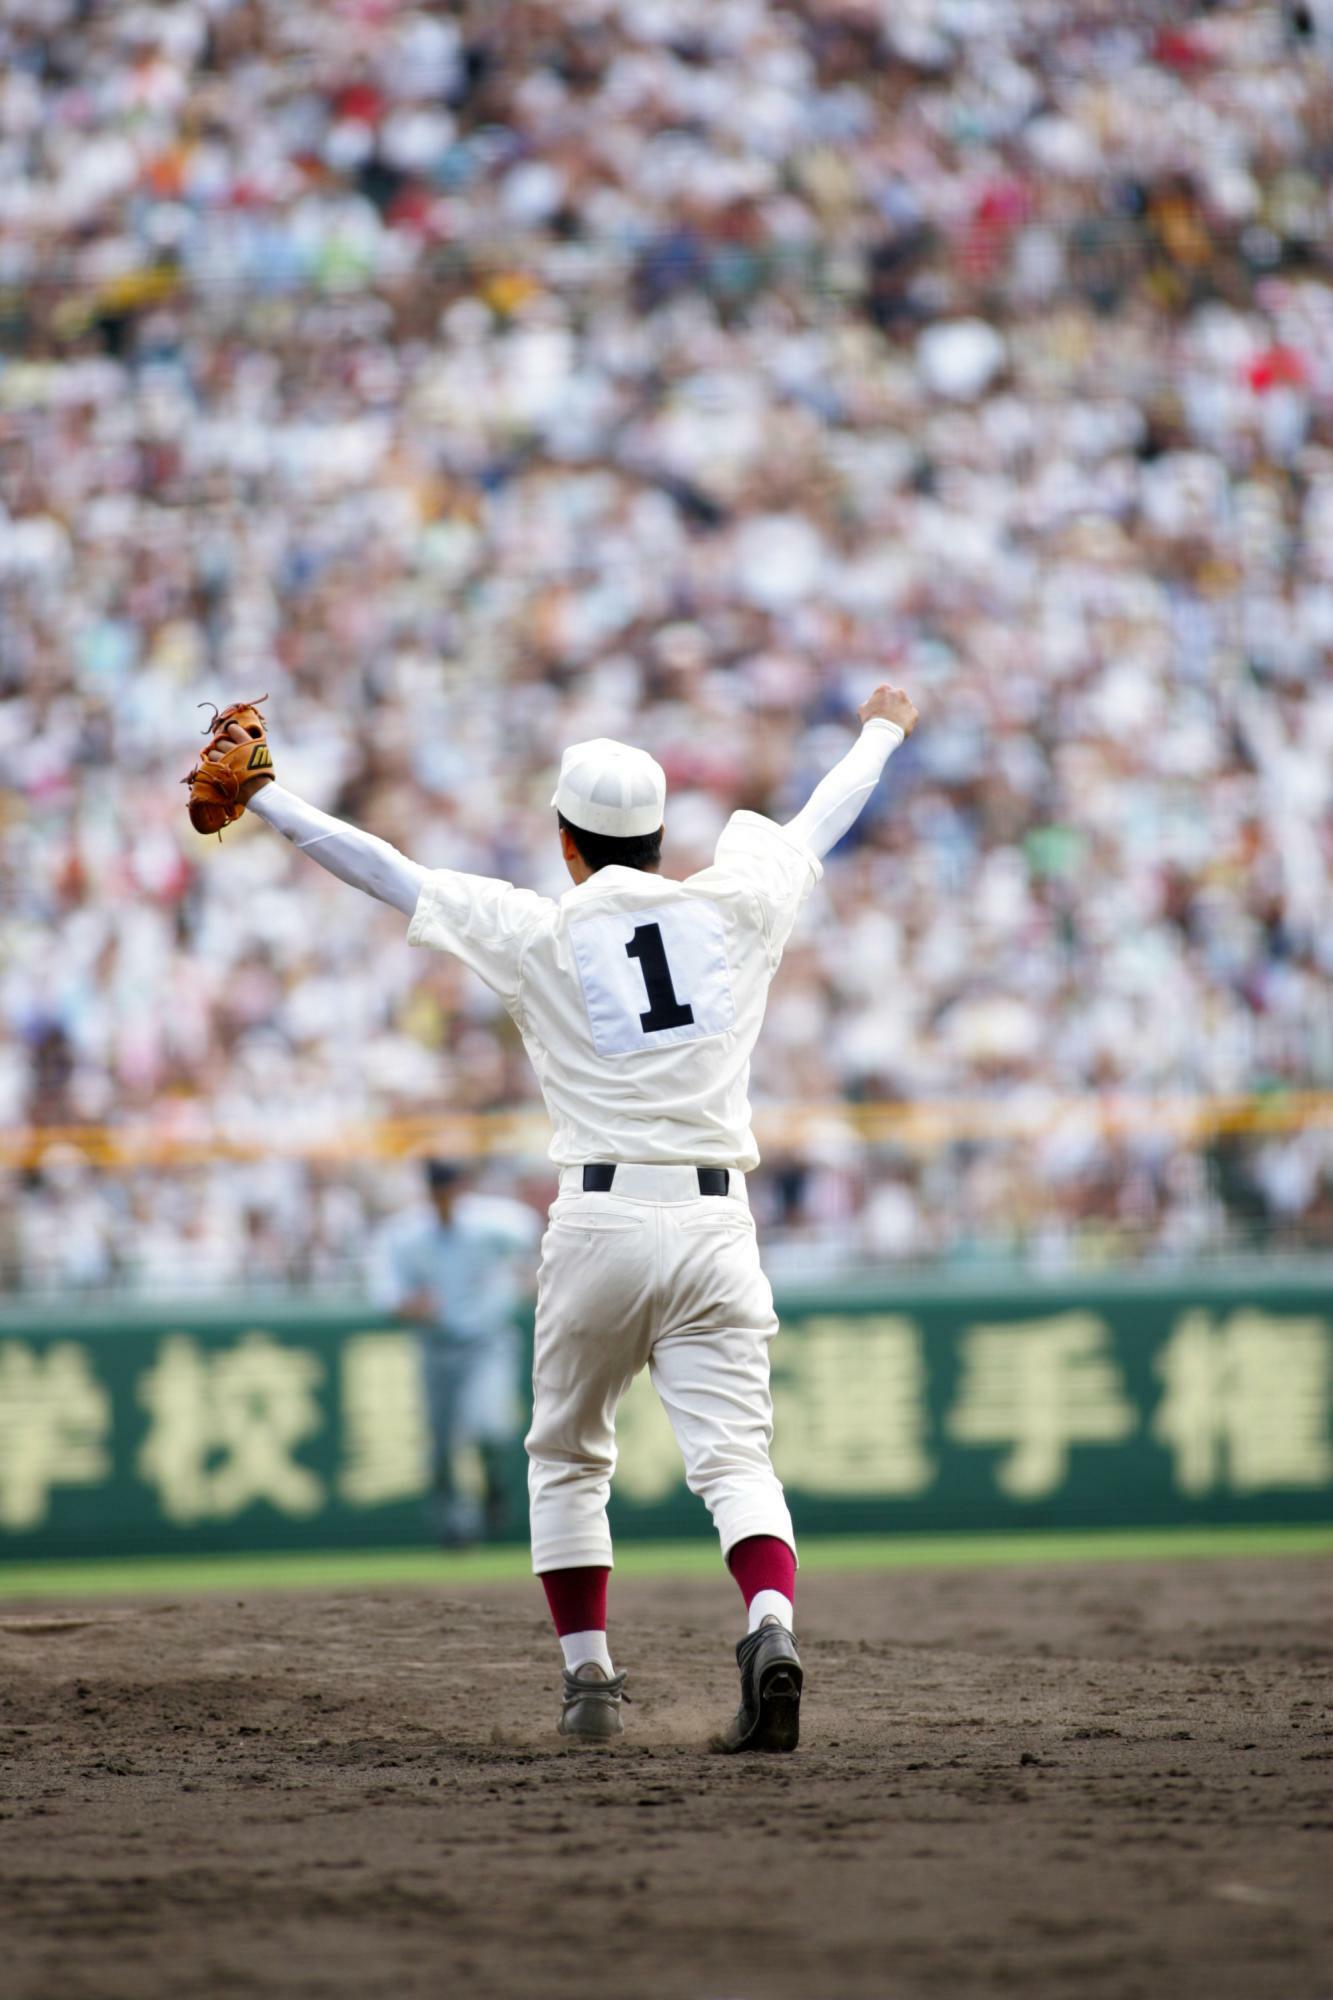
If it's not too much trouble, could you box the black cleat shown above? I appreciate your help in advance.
[714,1620,802,1753]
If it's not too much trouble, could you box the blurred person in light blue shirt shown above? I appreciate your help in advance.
[374,1161,540,1547]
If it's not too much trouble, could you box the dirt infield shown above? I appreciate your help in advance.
[1,1555,1329,2000]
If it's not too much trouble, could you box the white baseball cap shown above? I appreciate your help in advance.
[551,738,667,839]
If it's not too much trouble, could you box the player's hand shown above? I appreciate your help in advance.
[859,684,918,736]
[206,719,275,804]
[182,696,273,834]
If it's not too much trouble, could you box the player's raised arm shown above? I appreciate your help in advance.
[782,683,918,859]
[182,700,427,915]
[247,783,428,915]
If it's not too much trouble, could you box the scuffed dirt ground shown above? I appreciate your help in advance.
[1,1556,1330,1999]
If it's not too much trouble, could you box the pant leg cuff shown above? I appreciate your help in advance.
[718,1512,798,1569]
[530,1541,616,1576]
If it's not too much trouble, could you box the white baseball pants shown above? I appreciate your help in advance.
[525,1164,796,1573]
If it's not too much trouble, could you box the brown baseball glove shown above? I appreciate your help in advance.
[182,697,274,836]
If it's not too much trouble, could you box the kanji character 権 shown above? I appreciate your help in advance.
[1153,1309,1333,1496]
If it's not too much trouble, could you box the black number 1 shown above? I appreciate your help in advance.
[625,924,695,1033]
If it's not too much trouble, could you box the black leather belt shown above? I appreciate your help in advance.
[582,1164,730,1197]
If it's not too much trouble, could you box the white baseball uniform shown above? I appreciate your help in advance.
[249,718,905,1573]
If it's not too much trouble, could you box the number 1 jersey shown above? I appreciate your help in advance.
[406,811,823,1171]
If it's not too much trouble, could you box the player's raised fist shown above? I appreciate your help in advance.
[859,684,918,736]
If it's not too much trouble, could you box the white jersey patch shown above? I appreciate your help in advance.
[569,900,735,1057]
[408,811,821,1169]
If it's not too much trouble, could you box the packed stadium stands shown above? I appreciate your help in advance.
[2,0,1332,1291]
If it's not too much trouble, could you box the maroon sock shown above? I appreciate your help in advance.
[727,1535,796,1611]
[540,1565,610,1637]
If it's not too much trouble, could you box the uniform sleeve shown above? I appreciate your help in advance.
[369,1222,418,1313]
[490,1196,542,1251]
[248,784,427,916]
[783,718,904,859]
[707,811,823,968]
[407,869,552,1008]
[458,1193,542,1254]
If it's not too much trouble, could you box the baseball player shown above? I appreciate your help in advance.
[373,1159,539,1547]
[184,684,918,1750]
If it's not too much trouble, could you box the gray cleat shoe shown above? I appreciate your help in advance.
[558,1661,627,1741]
[714,1620,802,1753]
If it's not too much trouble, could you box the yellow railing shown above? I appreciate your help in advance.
[3,1091,1331,1172]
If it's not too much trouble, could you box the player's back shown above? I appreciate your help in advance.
[408,811,821,1172]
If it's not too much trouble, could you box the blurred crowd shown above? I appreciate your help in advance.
[3,0,1333,1294]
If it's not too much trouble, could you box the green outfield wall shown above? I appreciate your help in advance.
[0,1270,1330,1560]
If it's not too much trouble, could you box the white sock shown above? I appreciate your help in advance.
[560,1630,613,1676]
[748,1589,794,1634]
